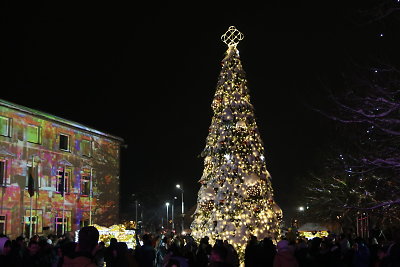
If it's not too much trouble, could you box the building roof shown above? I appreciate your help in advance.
[0,98,124,143]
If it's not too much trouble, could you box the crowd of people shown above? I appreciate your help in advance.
[0,226,399,267]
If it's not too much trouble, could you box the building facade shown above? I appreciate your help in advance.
[0,99,122,239]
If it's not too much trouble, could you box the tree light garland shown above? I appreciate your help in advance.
[191,26,281,262]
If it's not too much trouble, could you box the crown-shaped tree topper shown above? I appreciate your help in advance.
[221,26,244,48]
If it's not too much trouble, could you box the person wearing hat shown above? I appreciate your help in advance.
[273,240,299,267]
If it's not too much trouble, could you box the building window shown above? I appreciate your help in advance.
[81,140,92,157]
[0,116,11,137]
[27,125,41,144]
[81,173,91,196]
[0,215,6,235]
[0,160,6,186]
[55,217,68,236]
[23,216,37,237]
[80,219,89,228]
[24,210,43,235]
[59,134,70,151]
[56,169,70,194]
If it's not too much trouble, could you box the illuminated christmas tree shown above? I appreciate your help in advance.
[190,26,282,257]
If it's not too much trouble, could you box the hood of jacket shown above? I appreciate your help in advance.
[0,237,9,255]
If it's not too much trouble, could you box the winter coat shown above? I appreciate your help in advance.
[135,244,156,267]
[62,255,97,267]
[352,244,370,267]
[273,250,299,267]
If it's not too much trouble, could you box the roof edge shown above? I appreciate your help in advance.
[0,98,124,143]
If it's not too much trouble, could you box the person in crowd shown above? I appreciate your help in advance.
[94,241,106,267]
[0,236,12,266]
[3,227,400,267]
[135,233,156,267]
[104,237,118,267]
[162,237,189,267]
[57,239,76,266]
[286,229,297,244]
[385,229,400,267]
[62,225,99,267]
[328,238,342,267]
[9,235,27,266]
[371,245,390,267]
[195,236,212,267]
[37,236,57,266]
[352,238,370,267]
[208,245,232,267]
[258,237,276,267]
[273,239,298,267]
[294,238,309,267]
[156,236,170,267]
[369,237,380,267]
[244,235,262,266]
[315,240,330,266]
[222,240,239,267]
[153,235,161,251]
[183,235,198,266]
[21,240,41,267]
[338,233,351,260]
[111,241,139,267]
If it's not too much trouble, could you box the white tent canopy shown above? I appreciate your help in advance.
[298,223,328,232]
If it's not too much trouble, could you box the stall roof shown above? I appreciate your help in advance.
[298,223,328,232]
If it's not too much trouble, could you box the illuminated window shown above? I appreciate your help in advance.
[59,134,70,151]
[0,161,6,186]
[0,215,5,235]
[27,125,41,144]
[23,216,37,237]
[0,116,11,137]
[81,140,92,157]
[56,169,70,194]
[81,174,91,196]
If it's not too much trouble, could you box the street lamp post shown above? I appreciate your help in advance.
[176,184,184,233]
[172,196,177,230]
[135,200,138,226]
[166,202,170,229]
[132,194,138,229]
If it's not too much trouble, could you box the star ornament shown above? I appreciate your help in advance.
[221,26,244,47]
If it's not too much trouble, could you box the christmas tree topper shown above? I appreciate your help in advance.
[221,26,244,48]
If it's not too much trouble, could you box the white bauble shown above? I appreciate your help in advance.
[244,173,259,186]
[236,120,247,129]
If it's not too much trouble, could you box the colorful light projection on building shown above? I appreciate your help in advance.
[0,98,122,239]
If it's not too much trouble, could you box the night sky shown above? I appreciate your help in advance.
[2,3,398,225]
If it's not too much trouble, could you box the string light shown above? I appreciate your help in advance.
[191,26,281,262]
